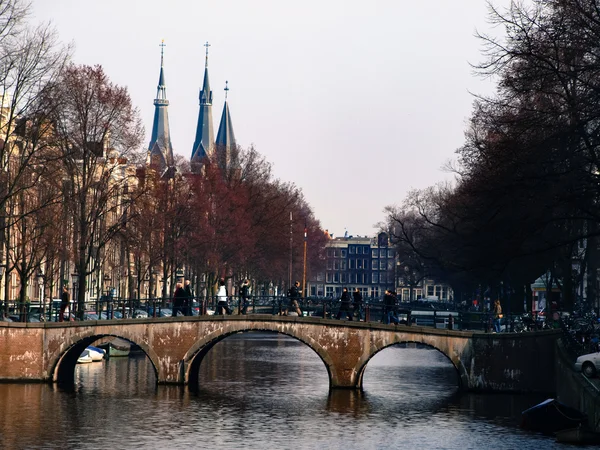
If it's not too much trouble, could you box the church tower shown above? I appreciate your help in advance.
[215,81,237,171]
[147,40,174,173]
[191,42,215,166]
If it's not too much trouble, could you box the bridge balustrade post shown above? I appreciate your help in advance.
[365,304,370,322]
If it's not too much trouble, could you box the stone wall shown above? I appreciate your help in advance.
[556,340,600,432]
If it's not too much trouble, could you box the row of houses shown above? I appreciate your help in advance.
[306,233,453,302]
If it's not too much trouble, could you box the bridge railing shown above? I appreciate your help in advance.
[0,296,554,333]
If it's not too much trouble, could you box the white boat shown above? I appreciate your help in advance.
[87,346,106,362]
[77,349,93,364]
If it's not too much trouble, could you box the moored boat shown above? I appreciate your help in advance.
[97,338,131,357]
[521,398,587,435]
[77,349,93,364]
[86,346,106,362]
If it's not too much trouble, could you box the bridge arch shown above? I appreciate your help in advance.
[184,324,336,387]
[355,340,467,390]
[51,332,160,385]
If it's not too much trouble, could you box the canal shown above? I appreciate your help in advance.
[0,332,562,449]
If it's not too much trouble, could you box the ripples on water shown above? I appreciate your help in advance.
[0,332,561,449]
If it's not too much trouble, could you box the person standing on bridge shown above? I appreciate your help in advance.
[184,279,194,316]
[383,290,400,325]
[217,279,232,315]
[493,299,503,333]
[172,282,187,317]
[58,286,70,322]
[283,281,302,316]
[336,287,353,320]
[239,279,250,315]
[352,288,364,321]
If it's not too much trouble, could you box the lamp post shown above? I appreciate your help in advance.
[37,270,45,320]
[0,264,5,317]
[71,271,79,319]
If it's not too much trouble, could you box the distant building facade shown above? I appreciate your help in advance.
[307,234,396,300]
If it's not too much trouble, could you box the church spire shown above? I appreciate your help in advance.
[148,40,174,173]
[191,41,214,165]
[216,81,237,170]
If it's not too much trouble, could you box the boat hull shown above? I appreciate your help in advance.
[521,399,587,435]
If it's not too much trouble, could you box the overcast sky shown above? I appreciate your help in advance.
[31,0,509,238]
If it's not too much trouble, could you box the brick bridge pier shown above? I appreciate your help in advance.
[0,316,560,392]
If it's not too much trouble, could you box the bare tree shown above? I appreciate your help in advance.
[45,64,143,318]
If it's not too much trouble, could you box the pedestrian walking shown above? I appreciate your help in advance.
[184,279,194,316]
[172,282,187,317]
[58,286,70,322]
[336,287,353,320]
[283,281,302,316]
[239,279,250,315]
[217,279,232,315]
[493,299,503,333]
[383,290,399,324]
[352,288,364,321]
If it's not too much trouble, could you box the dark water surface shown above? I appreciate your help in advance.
[0,332,567,449]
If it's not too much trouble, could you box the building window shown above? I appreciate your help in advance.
[357,246,362,255]
[364,259,369,269]
[372,272,379,283]
[388,249,394,258]
[370,287,380,298]
[415,289,423,299]
[341,273,347,283]
[380,273,386,284]
[435,286,441,299]
[326,286,334,297]
[334,260,340,270]
[327,249,333,258]
[372,261,378,271]
[317,272,324,281]
[379,260,386,270]
[326,273,332,283]
[349,246,355,254]
[442,286,448,300]
[357,259,363,269]
[341,260,347,270]
[388,260,394,271]
[341,249,347,258]
[333,273,339,283]
[372,249,379,258]
[402,289,410,301]
[427,286,434,297]
[349,259,355,269]
[327,260,332,270]
[364,246,370,254]
[334,249,340,258]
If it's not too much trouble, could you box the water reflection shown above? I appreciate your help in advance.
[0,332,562,450]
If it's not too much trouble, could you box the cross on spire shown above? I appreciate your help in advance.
[224,80,229,100]
[159,39,166,66]
[204,41,211,68]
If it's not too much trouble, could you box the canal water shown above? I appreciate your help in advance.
[0,332,566,449]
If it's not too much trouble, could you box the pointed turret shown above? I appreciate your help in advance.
[191,41,215,166]
[147,40,174,172]
[215,81,237,171]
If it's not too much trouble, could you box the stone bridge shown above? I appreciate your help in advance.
[0,315,560,392]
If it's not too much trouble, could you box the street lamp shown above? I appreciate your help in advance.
[0,264,5,317]
[176,268,184,282]
[37,270,45,321]
[71,271,79,318]
[103,274,111,295]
